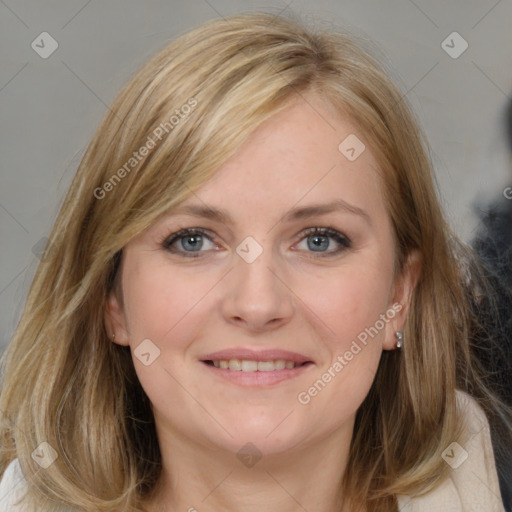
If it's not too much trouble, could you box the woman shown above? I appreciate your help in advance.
[0,12,510,512]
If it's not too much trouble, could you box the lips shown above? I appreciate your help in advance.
[200,348,313,365]
[200,348,314,386]
[199,348,315,387]
[207,359,302,370]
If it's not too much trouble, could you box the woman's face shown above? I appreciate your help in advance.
[106,93,418,458]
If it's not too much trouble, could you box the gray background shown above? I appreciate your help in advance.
[1,0,512,351]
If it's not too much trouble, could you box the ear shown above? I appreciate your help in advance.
[383,249,422,350]
[104,291,130,346]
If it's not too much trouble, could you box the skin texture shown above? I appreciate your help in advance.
[105,92,420,512]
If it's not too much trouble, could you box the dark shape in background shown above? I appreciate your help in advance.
[469,96,512,511]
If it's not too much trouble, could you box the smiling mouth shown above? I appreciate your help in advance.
[202,359,313,371]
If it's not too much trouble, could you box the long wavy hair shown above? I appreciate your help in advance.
[0,11,510,512]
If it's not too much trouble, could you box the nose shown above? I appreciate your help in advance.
[220,243,294,333]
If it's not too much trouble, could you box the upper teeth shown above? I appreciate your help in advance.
[211,359,298,371]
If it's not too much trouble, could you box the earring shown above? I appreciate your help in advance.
[112,333,116,341]
[395,331,403,349]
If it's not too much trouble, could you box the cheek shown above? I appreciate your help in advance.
[120,262,205,408]
[305,261,393,350]
[295,268,390,423]
[122,260,211,344]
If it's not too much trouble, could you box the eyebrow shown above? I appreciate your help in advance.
[167,199,372,226]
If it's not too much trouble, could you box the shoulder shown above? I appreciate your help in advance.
[0,459,74,512]
[0,458,30,511]
[397,390,505,512]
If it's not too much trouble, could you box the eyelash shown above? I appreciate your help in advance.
[160,227,352,259]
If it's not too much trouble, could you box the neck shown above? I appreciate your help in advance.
[144,421,355,512]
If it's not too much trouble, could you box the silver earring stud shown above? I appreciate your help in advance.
[395,331,403,349]
[112,333,116,341]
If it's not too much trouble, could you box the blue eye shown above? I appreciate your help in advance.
[297,227,351,255]
[162,228,215,257]
[161,227,351,258]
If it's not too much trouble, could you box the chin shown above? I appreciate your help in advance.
[208,415,307,457]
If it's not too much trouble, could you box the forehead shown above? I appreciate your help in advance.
[174,94,388,229]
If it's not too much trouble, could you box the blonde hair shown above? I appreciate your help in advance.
[0,12,510,512]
